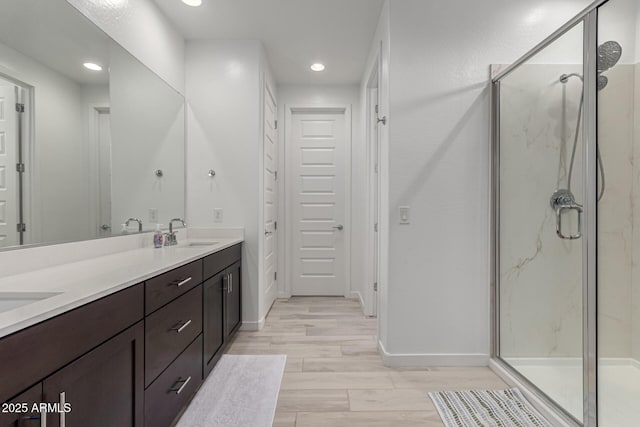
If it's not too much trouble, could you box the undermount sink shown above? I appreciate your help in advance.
[184,242,219,247]
[0,291,62,313]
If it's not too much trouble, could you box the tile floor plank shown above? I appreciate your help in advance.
[222,296,509,427]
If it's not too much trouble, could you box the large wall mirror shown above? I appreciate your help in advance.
[0,0,185,250]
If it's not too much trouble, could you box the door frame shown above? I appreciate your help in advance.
[260,78,278,321]
[364,49,382,317]
[0,72,34,246]
[87,103,111,239]
[282,104,352,298]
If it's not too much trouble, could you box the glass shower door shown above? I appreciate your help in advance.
[496,21,585,423]
[596,0,640,425]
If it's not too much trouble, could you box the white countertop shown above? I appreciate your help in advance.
[0,236,243,339]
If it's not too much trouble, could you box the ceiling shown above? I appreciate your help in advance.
[0,0,111,85]
[153,0,385,85]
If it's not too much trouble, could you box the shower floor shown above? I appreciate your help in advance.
[504,357,640,426]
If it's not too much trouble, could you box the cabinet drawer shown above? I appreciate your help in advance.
[0,284,143,403]
[146,260,202,315]
[203,244,241,280]
[145,335,202,427]
[145,286,202,387]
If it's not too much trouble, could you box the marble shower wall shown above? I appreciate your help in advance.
[500,64,584,358]
[598,64,634,359]
[499,64,635,359]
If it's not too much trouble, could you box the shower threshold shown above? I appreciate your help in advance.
[503,357,640,426]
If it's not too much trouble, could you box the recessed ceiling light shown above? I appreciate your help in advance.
[83,62,103,71]
[182,0,202,6]
[310,63,325,72]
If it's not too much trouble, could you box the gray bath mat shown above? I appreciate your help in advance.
[429,388,554,427]
[176,354,286,427]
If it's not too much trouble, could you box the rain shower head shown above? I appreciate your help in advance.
[559,41,621,91]
[598,41,622,73]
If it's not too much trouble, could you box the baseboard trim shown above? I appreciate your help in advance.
[489,359,574,427]
[349,291,364,306]
[240,317,265,331]
[378,340,489,367]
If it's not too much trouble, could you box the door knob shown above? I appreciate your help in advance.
[333,224,344,231]
[100,224,111,230]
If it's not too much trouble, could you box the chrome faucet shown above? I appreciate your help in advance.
[125,217,143,233]
[165,218,186,246]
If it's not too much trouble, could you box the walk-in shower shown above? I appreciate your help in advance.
[491,0,639,426]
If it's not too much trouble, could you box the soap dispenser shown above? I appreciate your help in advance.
[153,224,164,248]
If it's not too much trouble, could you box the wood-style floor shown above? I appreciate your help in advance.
[225,297,508,427]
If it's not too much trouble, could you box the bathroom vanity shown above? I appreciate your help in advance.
[0,239,242,427]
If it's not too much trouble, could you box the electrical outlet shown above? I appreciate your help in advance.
[213,208,223,223]
[399,206,410,224]
[149,208,158,223]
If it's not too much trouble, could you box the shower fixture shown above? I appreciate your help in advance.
[551,40,621,239]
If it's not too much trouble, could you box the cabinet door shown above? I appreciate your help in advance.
[203,272,224,375]
[0,384,42,427]
[225,261,242,337]
[43,322,144,427]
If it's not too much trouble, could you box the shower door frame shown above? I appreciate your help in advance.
[490,1,606,426]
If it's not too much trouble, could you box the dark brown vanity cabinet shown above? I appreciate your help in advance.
[0,284,144,427]
[203,244,242,377]
[0,243,242,427]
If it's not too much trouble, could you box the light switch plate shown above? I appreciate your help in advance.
[213,208,223,223]
[399,206,410,224]
[148,208,158,223]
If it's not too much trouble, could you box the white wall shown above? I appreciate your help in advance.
[185,40,263,328]
[66,0,185,94]
[371,0,593,366]
[276,85,365,303]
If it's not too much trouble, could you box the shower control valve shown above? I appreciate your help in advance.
[550,189,583,240]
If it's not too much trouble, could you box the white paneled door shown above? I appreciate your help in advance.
[0,84,17,247]
[290,108,348,295]
[263,83,278,310]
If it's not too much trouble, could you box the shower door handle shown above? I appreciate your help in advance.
[555,204,583,240]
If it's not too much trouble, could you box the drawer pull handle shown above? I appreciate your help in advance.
[172,277,192,287]
[172,319,192,333]
[170,376,192,395]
